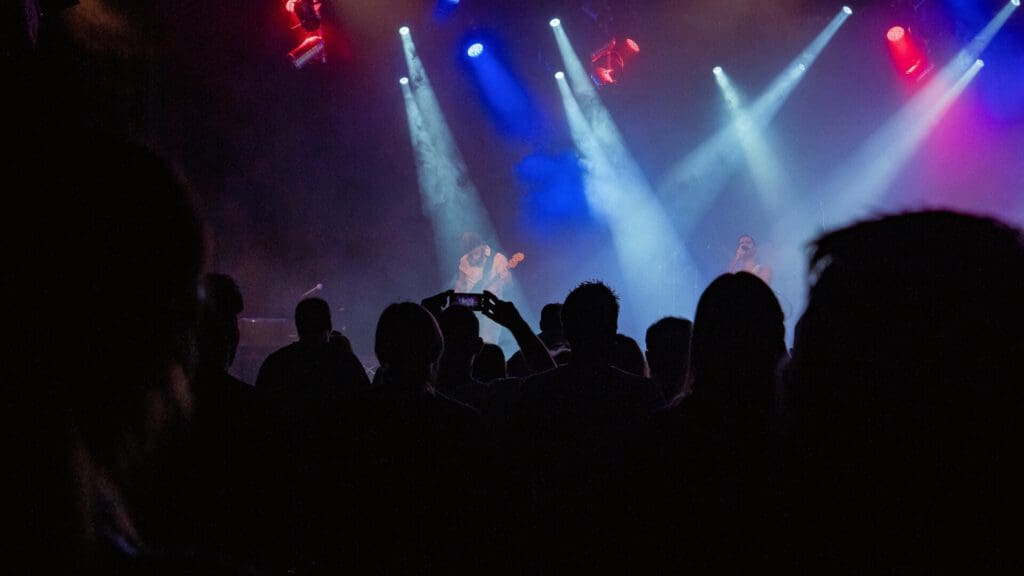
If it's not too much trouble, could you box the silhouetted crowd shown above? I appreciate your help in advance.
[17,128,1024,574]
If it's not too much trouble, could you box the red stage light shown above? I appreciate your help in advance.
[886,25,931,81]
[289,35,325,68]
[284,0,326,69]
[595,67,616,85]
[590,37,640,87]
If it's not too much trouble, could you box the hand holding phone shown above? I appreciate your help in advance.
[479,290,525,328]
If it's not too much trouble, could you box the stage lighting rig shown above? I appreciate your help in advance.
[290,0,322,31]
[886,25,933,82]
[284,0,326,69]
[590,37,639,86]
[576,1,642,87]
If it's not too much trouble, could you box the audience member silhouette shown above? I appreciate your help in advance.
[644,272,787,568]
[506,302,571,376]
[29,130,1020,574]
[341,301,492,571]
[777,209,1024,569]
[508,280,665,570]
[174,272,261,566]
[645,316,693,403]
[432,291,555,411]
[612,332,648,377]
[255,296,370,405]
[472,342,507,382]
[435,304,487,403]
[18,127,217,572]
[252,296,371,571]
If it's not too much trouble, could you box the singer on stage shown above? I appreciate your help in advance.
[729,234,772,285]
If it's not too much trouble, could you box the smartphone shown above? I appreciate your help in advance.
[449,292,485,311]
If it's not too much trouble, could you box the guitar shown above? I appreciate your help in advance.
[480,251,525,295]
[507,252,526,269]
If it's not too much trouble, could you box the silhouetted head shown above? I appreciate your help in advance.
[645,316,693,381]
[438,304,483,363]
[539,302,564,337]
[687,272,786,408]
[784,210,1024,449]
[472,343,507,382]
[19,127,206,563]
[375,302,444,390]
[197,273,244,371]
[24,127,207,456]
[294,297,332,342]
[612,333,647,376]
[561,281,619,359]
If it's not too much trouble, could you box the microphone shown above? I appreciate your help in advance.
[301,283,323,298]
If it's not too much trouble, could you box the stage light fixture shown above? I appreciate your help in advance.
[713,66,723,75]
[399,26,410,36]
[886,25,932,81]
[1013,0,1020,7]
[590,37,641,86]
[288,0,322,32]
[843,6,853,15]
[400,77,409,85]
[467,42,484,57]
[550,18,561,27]
[289,35,325,69]
[555,71,565,79]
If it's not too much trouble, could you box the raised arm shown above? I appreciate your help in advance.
[480,290,556,375]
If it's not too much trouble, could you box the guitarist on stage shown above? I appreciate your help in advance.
[453,232,524,343]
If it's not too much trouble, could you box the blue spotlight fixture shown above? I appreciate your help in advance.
[713,66,723,75]
[555,71,565,79]
[843,6,853,15]
[399,77,409,85]
[399,26,410,36]
[467,42,484,58]
[550,18,561,27]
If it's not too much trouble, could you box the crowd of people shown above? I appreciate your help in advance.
[18,127,1024,574]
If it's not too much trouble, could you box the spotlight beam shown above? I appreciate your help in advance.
[788,0,1016,233]
[399,29,532,331]
[401,32,492,253]
[551,22,702,323]
[554,64,701,330]
[765,61,987,298]
[764,5,1008,330]
[399,79,483,277]
[750,6,852,125]
[811,59,986,227]
[658,6,852,233]
[714,69,791,212]
[958,1,1019,65]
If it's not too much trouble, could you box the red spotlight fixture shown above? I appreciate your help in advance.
[590,37,640,87]
[285,0,326,69]
[289,35,325,69]
[886,25,932,82]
